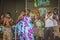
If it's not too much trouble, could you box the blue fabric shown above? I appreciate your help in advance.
[16,16,34,40]
[1,26,4,33]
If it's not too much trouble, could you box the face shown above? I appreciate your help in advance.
[25,10,30,16]
[20,11,25,19]
[47,7,51,13]
[35,16,38,19]
[1,15,4,19]
[5,14,10,18]
[21,15,24,19]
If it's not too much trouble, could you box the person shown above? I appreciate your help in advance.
[34,15,43,40]
[0,14,4,26]
[53,8,59,23]
[53,8,59,40]
[0,14,4,33]
[3,12,13,40]
[16,9,34,40]
[23,10,34,40]
[16,10,25,40]
[44,11,54,40]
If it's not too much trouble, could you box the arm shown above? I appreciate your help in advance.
[45,14,51,21]
[9,19,13,25]
[3,18,6,26]
[16,15,23,23]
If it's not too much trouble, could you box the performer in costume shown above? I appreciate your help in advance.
[34,15,43,40]
[16,11,25,40]
[44,11,54,40]
[0,14,4,33]
[16,10,34,40]
[16,20,24,40]
[23,10,34,40]
[3,12,13,40]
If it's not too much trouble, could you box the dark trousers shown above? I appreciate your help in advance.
[44,27,54,40]
[54,36,60,40]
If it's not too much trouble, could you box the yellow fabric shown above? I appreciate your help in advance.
[29,12,37,17]
[3,28,12,40]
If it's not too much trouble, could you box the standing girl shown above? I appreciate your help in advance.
[23,10,34,40]
[16,11,25,40]
[34,15,43,40]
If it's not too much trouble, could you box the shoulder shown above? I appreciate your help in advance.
[4,18,7,21]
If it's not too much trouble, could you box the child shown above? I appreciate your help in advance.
[3,12,13,40]
[16,11,25,40]
[44,12,54,40]
[34,15,43,40]
[23,10,34,40]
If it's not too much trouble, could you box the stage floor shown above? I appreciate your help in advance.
[0,38,2,40]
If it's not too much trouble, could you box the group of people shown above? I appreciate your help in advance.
[0,7,60,40]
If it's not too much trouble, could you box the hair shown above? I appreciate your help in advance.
[17,10,26,22]
[27,9,30,13]
[53,8,58,11]
[21,10,26,12]
[53,8,58,15]
[48,11,52,14]
[20,10,26,16]
[26,9,31,16]
[5,12,11,16]
[0,13,4,25]
[0,13,4,19]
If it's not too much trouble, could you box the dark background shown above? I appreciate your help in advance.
[0,0,59,21]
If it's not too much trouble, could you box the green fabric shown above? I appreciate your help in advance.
[41,21,44,26]
[34,0,37,7]
[29,12,37,18]
[41,28,45,31]
[41,21,45,31]
[32,24,34,27]
[30,13,35,17]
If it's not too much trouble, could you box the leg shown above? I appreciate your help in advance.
[55,36,60,40]
[44,28,49,40]
[38,37,42,40]
[3,32,6,40]
[6,29,12,40]
[49,28,54,40]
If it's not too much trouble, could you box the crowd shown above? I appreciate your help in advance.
[0,7,60,40]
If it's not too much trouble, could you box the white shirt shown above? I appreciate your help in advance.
[45,14,54,27]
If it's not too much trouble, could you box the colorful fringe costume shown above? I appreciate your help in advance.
[17,16,34,40]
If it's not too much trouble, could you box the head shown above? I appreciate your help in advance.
[19,12,24,19]
[18,10,26,20]
[53,8,58,15]
[53,8,58,12]
[48,11,51,14]
[5,12,11,18]
[1,14,4,19]
[35,15,38,20]
[47,7,51,13]
[26,9,30,16]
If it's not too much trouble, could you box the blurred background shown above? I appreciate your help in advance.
[0,0,60,40]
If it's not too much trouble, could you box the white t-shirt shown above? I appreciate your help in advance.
[45,14,54,27]
[53,19,58,26]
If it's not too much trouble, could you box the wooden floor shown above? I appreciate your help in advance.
[0,38,2,40]
[0,25,60,40]
[0,35,60,40]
